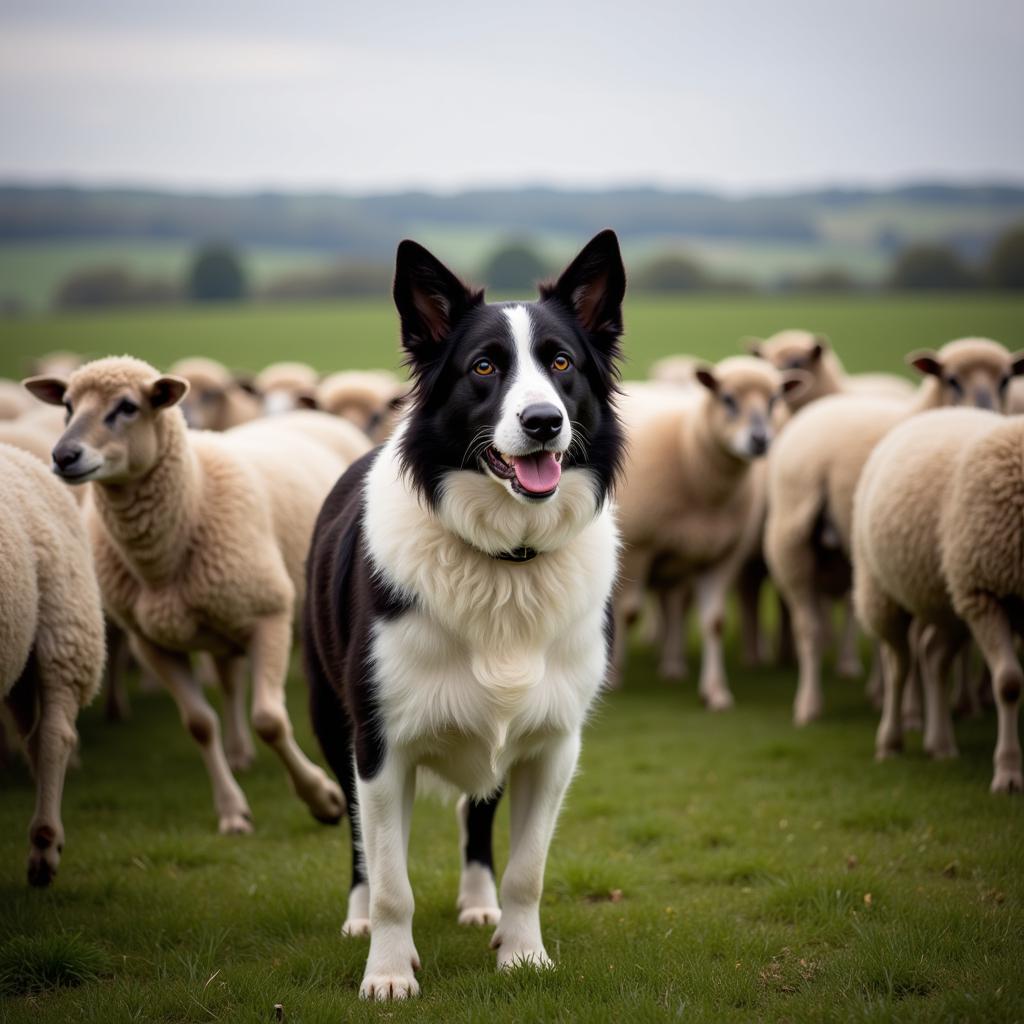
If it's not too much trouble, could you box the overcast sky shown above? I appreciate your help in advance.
[1,0,1021,194]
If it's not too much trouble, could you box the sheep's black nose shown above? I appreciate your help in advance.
[53,442,82,471]
[520,403,563,441]
[748,431,769,457]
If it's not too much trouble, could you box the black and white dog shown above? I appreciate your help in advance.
[304,230,626,1000]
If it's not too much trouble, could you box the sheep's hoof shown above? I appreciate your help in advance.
[218,811,254,835]
[836,658,862,680]
[304,774,346,825]
[874,741,903,761]
[227,748,256,773]
[793,696,823,726]
[991,768,1023,794]
[704,691,734,712]
[658,659,688,681]
[26,854,56,888]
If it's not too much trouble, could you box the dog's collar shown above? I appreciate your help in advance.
[494,545,539,563]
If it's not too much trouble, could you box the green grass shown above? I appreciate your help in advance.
[2,293,1023,382]
[2,650,1022,1022]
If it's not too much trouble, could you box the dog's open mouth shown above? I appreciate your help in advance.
[483,446,563,498]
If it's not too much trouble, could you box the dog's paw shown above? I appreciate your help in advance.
[496,946,554,971]
[342,918,371,937]
[359,972,420,1001]
[459,905,501,927]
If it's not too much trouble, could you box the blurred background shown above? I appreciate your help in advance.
[0,0,1021,368]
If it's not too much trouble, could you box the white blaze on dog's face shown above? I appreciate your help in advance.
[482,304,573,501]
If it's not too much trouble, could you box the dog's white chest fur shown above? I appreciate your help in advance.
[364,440,618,795]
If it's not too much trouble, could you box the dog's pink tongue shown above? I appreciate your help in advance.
[512,452,561,493]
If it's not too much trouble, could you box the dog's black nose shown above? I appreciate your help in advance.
[520,403,563,441]
[53,442,83,471]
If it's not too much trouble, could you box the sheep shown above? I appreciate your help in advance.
[315,369,409,442]
[765,337,1024,726]
[24,356,372,834]
[255,361,320,416]
[853,407,1024,793]
[30,350,83,379]
[0,379,35,420]
[612,357,804,707]
[747,329,914,411]
[0,443,105,885]
[648,355,700,389]
[170,356,262,431]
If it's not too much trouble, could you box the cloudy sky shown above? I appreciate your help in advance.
[1,0,1021,193]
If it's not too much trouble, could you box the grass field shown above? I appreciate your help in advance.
[2,293,1023,381]
[2,294,1024,1022]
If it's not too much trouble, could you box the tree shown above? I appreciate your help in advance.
[887,244,975,290]
[54,266,180,309]
[482,241,548,293]
[986,224,1024,289]
[188,243,247,302]
[633,253,708,292]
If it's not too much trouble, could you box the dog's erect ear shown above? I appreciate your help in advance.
[393,240,482,359]
[541,229,626,342]
[907,349,943,378]
[148,375,189,410]
[22,376,68,406]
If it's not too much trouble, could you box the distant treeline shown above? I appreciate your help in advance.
[5,183,1024,254]
[46,225,1024,312]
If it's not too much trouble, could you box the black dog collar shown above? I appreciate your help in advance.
[494,546,539,563]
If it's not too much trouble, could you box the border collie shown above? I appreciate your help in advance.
[303,229,625,1000]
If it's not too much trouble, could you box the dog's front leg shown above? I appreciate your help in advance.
[491,732,580,970]
[356,754,420,1000]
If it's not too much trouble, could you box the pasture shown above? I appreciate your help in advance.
[2,293,1024,1022]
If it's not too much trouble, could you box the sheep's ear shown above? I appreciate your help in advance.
[296,391,319,410]
[780,369,811,401]
[1009,351,1024,377]
[394,240,482,362]
[809,334,830,362]
[541,229,625,343]
[234,374,260,397]
[907,349,943,377]
[743,336,765,358]
[694,365,719,393]
[148,375,189,410]
[22,376,67,406]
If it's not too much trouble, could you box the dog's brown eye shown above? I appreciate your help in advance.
[473,359,495,377]
[552,353,572,372]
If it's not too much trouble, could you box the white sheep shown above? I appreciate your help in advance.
[25,356,372,834]
[255,361,320,416]
[853,407,1024,792]
[0,443,105,885]
[169,356,262,431]
[315,369,409,442]
[765,337,1024,726]
[747,329,915,410]
[613,357,803,707]
[0,379,35,420]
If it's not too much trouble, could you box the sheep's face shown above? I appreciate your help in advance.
[261,384,318,416]
[695,358,806,460]
[748,331,830,409]
[909,339,1024,412]
[330,393,405,442]
[23,366,188,485]
[178,377,230,431]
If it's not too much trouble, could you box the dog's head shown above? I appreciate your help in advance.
[394,230,626,512]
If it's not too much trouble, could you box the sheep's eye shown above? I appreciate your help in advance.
[473,359,495,377]
[552,353,572,373]
[999,375,1010,393]
[947,376,963,394]
[721,393,739,415]
[63,401,73,423]
[107,398,139,424]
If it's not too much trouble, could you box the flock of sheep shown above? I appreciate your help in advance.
[1,330,1022,890]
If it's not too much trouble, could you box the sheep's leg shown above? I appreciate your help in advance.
[695,568,734,711]
[876,634,912,760]
[24,683,78,887]
[490,733,579,970]
[103,621,131,722]
[657,585,690,680]
[835,594,863,679]
[737,557,767,668]
[129,635,252,834]
[960,596,1023,793]
[790,592,824,726]
[249,613,344,823]
[215,655,255,772]
[865,643,884,710]
[919,624,962,760]
[608,548,648,689]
